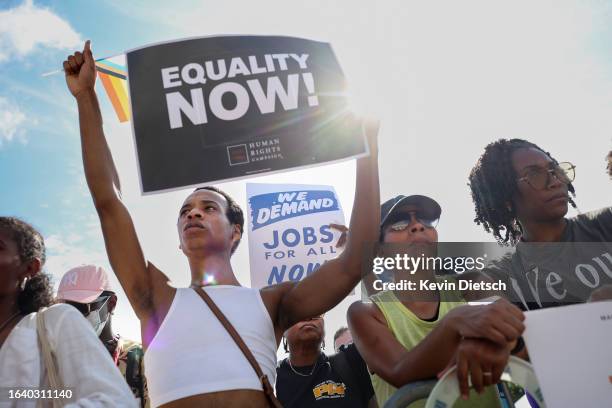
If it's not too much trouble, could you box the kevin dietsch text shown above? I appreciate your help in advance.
[371,279,507,292]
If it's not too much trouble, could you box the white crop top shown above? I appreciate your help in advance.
[144,286,277,407]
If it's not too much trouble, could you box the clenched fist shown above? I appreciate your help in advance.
[63,40,96,98]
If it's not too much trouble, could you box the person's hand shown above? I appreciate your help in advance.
[454,338,510,399]
[329,223,348,248]
[63,40,96,98]
[446,298,525,346]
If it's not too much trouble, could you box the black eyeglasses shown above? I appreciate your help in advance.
[517,162,575,190]
[385,211,439,231]
[64,296,110,317]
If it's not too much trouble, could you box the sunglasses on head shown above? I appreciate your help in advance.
[384,211,439,231]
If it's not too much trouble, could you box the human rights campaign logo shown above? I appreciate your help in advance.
[250,190,339,230]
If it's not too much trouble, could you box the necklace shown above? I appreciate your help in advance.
[0,311,21,335]
[287,357,318,377]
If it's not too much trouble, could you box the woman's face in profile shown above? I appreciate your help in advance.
[0,228,21,295]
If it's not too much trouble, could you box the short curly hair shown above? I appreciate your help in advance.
[0,217,53,314]
[468,139,576,245]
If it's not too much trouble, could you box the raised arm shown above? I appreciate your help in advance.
[275,120,380,329]
[64,42,162,319]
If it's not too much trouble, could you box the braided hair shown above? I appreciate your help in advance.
[468,139,576,245]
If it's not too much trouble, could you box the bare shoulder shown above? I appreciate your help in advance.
[259,281,296,326]
[348,300,386,327]
[259,281,295,307]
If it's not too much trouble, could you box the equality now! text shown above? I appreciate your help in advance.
[161,53,318,129]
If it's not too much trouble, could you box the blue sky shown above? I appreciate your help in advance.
[1,0,612,347]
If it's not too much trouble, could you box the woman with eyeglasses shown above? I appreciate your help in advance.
[0,217,137,407]
[469,138,612,311]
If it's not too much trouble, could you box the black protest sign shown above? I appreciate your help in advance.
[127,36,366,194]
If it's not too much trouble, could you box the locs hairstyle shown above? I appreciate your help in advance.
[468,139,576,245]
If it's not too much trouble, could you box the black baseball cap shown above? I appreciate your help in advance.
[380,195,442,228]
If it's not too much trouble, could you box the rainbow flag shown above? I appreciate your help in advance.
[95,55,130,123]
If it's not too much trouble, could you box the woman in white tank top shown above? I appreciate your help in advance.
[144,286,277,406]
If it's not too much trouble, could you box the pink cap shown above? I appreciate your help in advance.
[57,264,113,303]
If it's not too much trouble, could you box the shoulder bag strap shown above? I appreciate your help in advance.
[192,286,282,408]
[37,308,64,408]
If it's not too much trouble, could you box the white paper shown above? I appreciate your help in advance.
[523,301,612,407]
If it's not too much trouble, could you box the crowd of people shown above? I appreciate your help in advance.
[0,41,610,408]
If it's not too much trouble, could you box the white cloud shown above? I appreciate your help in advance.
[65,232,83,244]
[44,234,70,255]
[0,0,81,62]
[44,233,107,280]
[0,96,25,146]
[84,215,102,240]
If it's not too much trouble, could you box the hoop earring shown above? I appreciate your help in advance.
[20,277,28,291]
[283,338,288,353]
[321,340,325,350]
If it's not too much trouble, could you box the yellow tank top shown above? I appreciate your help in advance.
[370,285,499,407]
